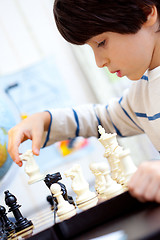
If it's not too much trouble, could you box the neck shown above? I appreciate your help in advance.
[149,29,160,70]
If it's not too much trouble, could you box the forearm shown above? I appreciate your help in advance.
[44,98,143,147]
[43,104,115,147]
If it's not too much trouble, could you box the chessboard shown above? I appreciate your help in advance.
[3,191,160,240]
[2,126,160,239]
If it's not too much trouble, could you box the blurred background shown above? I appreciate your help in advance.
[0,0,159,220]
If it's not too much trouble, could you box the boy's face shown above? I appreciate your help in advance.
[87,27,155,80]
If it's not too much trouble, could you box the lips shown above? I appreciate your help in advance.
[116,70,122,78]
[110,70,122,78]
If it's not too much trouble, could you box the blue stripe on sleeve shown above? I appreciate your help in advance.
[96,115,101,126]
[93,104,101,125]
[118,97,144,132]
[105,105,123,137]
[93,104,102,138]
[135,112,147,118]
[119,97,123,104]
[135,112,160,121]
[72,109,79,137]
[141,75,148,81]
[42,110,52,148]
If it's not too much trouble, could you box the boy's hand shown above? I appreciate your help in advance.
[128,161,160,203]
[8,112,51,167]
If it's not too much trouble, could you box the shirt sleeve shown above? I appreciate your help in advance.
[42,86,144,147]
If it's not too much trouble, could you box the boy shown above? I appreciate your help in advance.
[8,0,160,203]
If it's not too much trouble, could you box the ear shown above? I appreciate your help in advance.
[144,6,158,27]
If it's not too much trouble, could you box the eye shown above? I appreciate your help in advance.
[98,40,106,48]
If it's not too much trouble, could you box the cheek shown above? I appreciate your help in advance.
[117,43,150,69]
[107,42,132,64]
[126,35,153,64]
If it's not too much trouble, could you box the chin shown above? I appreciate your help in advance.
[129,78,140,81]
[127,74,144,81]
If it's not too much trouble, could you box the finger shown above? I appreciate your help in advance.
[128,163,149,191]
[17,160,23,167]
[8,130,25,166]
[143,179,160,201]
[31,128,43,155]
[129,189,146,202]
[128,170,141,190]
[128,173,151,202]
[155,187,160,203]
[8,135,20,164]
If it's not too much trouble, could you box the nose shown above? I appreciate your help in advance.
[94,52,109,68]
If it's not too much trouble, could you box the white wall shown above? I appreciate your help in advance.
[0,0,95,104]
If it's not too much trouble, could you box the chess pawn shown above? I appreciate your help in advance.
[44,173,75,206]
[119,149,137,186]
[64,164,98,211]
[97,162,124,199]
[20,150,44,184]
[50,183,76,221]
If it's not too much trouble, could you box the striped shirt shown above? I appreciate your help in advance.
[43,66,160,153]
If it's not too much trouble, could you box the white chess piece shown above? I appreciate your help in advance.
[98,125,117,151]
[19,149,44,184]
[98,125,124,182]
[106,153,120,181]
[119,149,137,186]
[64,164,98,210]
[89,162,107,196]
[50,183,76,221]
[97,162,124,199]
[98,125,133,187]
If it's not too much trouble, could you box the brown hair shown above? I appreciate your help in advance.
[54,0,160,45]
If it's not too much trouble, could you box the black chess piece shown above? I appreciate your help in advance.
[4,190,33,232]
[44,172,75,206]
[0,217,9,240]
[0,227,8,240]
[0,205,15,234]
[44,172,62,188]
[47,195,54,207]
